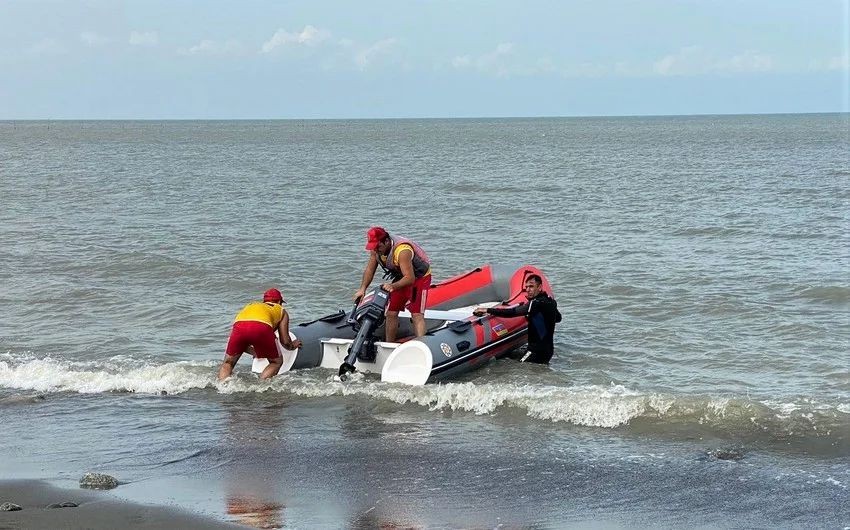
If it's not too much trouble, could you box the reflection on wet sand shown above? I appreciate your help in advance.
[348,506,424,530]
[227,495,285,529]
[222,397,288,528]
[341,403,427,530]
[217,398,432,528]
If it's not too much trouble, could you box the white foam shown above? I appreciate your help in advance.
[0,356,216,395]
[0,355,767,427]
[761,398,849,421]
[254,377,661,428]
[520,384,650,427]
[1,354,847,432]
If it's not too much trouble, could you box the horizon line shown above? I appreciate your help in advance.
[1,110,848,122]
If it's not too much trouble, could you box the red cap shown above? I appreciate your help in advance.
[365,226,388,250]
[262,288,284,303]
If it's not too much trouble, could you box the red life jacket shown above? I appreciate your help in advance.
[378,234,431,280]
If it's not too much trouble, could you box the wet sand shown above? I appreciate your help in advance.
[0,480,245,529]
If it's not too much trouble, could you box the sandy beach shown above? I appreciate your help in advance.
[0,480,244,529]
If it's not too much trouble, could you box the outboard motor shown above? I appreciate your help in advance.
[338,287,390,380]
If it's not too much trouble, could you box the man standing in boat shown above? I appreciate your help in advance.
[218,288,302,380]
[473,274,561,364]
[354,226,432,342]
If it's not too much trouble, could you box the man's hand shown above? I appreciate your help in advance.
[381,283,394,292]
[353,288,366,301]
[282,338,303,350]
[473,307,487,317]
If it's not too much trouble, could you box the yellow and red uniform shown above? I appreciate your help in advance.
[225,302,286,359]
[233,301,284,328]
[380,243,432,313]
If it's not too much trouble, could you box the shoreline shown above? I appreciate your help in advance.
[0,479,245,530]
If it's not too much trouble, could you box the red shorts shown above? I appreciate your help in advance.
[225,321,280,359]
[387,274,431,313]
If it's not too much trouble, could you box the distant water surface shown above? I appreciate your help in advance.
[0,114,848,528]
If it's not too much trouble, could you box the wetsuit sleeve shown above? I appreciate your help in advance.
[486,303,529,317]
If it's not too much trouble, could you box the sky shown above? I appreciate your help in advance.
[0,0,848,119]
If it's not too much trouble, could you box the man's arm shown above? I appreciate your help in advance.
[277,311,302,350]
[354,252,379,300]
[473,303,529,318]
[383,247,415,291]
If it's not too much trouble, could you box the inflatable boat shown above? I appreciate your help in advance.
[253,264,554,385]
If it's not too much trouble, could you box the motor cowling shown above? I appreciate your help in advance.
[352,289,390,328]
[338,288,390,378]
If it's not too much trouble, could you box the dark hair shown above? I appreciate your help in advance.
[526,274,542,285]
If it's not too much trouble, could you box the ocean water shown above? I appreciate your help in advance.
[0,115,848,528]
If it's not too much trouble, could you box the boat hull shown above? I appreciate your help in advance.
[253,263,554,385]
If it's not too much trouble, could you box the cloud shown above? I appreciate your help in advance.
[828,56,849,70]
[653,46,774,76]
[452,42,517,77]
[450,42,564,77]
[448,44,783,80]
[259,27,401,71]
[129,31,158,47]
[534,57,558,74]
[451,55,472,69]
[80,32,108,47]
[560,62,612,78]
[261,25,330,53]
[179,39,243,56]
[27,38,66,56]
[805,55,850,72]
[354,38,397,69]
[653,46,705,75]
[825,55,849,71]
[451,42,584,77]
[723,50,774,72]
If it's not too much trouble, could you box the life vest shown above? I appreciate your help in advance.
[234,301,285,328]
[377,234,431,280]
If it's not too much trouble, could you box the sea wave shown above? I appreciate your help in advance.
[791,285,850,305]
[0,354,212,395]
[1,354,847,451]
[670,226,749,237]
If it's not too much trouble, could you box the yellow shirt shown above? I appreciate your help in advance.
[380,243,432,276]
[234,302,285,328]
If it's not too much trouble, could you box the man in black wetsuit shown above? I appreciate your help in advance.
[473,274,562,364]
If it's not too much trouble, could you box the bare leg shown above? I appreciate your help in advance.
[385,311,400,342]
[259,356,283,380]
[218,353,241,380]
[410,312,426,337]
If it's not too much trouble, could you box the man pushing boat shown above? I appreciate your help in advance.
[218,288,302,380]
